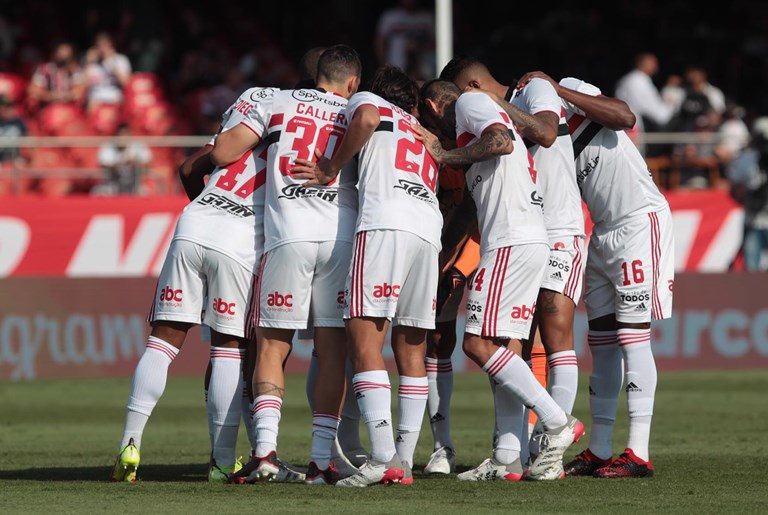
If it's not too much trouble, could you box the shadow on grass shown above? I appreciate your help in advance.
[0,463,208,482]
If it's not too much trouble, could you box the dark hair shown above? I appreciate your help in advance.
[369,65,419,113]
[418,78,461,114]
[317,44,362,83]
[439,55,484,82]
[296,46,328,88]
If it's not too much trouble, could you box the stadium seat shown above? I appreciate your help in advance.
[0,73,26,103]
[89,103,122,135]
[125,72,162,97]
[39,104,87,136]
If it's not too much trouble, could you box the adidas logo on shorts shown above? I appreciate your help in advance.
[551,271,563,280]
[467,313,479,324]
[634,302,647,312]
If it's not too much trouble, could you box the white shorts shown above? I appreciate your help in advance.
[540,235,587,304]
[345,230,438,329]
[255,241,352,329]
[148,239,255,338]
[464,243,549,339]
[584,208,675,323]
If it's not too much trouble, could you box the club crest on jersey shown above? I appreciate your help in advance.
[393,179,436,204]
[250,88,277,102]
[278,183,338,203]
[198,193,256,217]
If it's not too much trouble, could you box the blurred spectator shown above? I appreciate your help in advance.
[661,74,686,114]
[672,71,715,132]
[727,118,768,271]
[95,124,151,195]
[673,113,720,189]
[27,42,85,109]
[715,103,750,164]
[686,67,725,114]
[375,0,434,80]
[615,53,674,133]
[84,33,132,107]
[0,95,27,164]
[200,68,245,132]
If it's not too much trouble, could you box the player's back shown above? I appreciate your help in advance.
[243,88,358,252]
[174,86,278,271]
[510,78,584,239]
[456,92,547,252]
[559,77,668,227]
[346,91,442,250]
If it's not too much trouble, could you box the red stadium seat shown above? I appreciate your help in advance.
[39,104,87,136]
[89,103,122,135]
[140,103,175,136]
[125,72,162,98]
[0,73,26,103]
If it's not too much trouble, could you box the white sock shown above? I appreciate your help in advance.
[306,347,318,412]
[396,376,428,468]
[618,328,656,461]
[208,347,244,469]
[426,357,454,450]
[120,336,179,449]
[482,347,567,430]
[353,370,395,463]
[492,377,524,464]
[587,330,623,460]
[311,412,340,470]
[251,395,282,457]
[547,350,579,414]
[338,360,364,453]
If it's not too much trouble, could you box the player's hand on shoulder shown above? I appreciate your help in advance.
[517,71,558,91]
[411,124,446,163]
[291,148,337,187]
[463,86,503,107]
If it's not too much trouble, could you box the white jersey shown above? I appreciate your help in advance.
[173,87,278,271]
[508,78,584,239]
[242,88,358,252]
[456,92,547,252]
[345,92,442,250]
[558,77,668,227]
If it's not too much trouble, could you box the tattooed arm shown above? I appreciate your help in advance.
[413,124,513,166]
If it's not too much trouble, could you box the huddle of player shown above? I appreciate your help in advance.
[111,44,674,486]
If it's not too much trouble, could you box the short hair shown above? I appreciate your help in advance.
[418,79,461,115]
[317,44,362,84]
[439,55,486,82]
[369,65,419,113]
[299,47,327,81]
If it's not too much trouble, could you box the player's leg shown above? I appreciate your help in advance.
[337,360,367,465]
[201,252,256,480]
[461,244,582,480]
[305,240,356,484]
[337,231,409,487]
[232,245,312,483]
[206,331,247,481]
[112,240,203,482]
[424,319,457,473]
[565,234,622,476]
[390,235,437,472]
[595,209,673,478]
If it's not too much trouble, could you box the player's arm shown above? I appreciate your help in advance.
[519,71,636,130]
[178,144,214,200]
[470,88,558,148]
[292,104,380,186]
[556,87,636,130]
[210,123,262,166]
[414,123,513,166]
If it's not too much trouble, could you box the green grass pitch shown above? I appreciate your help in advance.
[1,371,767,513]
